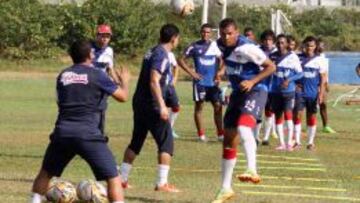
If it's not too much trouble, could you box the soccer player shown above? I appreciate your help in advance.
[212,18,276,203]
[244,27,256,42]
[92,24,115,73]
[166,51,181,138]
[178,23,225,142]
[293,36,326,150]
[317,38,336,134]
[269,34,303,151]
[259,29,278,145]
[288,35,298,53]
[119,24,180,192]
[29,40,130,203]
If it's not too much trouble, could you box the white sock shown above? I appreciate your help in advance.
[112,201,125,203]
[157,164,170,186]
[294,123,302,144]
[263,116,273,141]
[276,123,285,146]
[120,162,132,182]
[271,114,277,135]
[254,123,262,139]
[307,125,317,145]
[169,111,179,127]
[286,120,294,145]
[221,158,236,190]
[29,193,42,203]
[238,126,257,173]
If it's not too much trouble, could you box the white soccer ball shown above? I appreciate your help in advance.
[170,0,195,17]
[46,179,77,203]
[77,179,108,203]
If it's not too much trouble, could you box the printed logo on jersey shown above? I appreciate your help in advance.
[60,72,88,86]
[199,57,216,66]
[303,71,317,78]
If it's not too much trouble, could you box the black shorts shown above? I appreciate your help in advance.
[193,83,221,103]
[271,92,295,114]
[294,95,318,114]
[224,90,268,129]
[42,138,118,181]
[129,107,173,156]
[165,85,180,108]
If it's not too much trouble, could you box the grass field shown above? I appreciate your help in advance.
[0,71,359,203]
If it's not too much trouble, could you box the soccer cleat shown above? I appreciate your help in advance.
[217,135,224,142]
[211,188,235,203]
[172,130,180,139]
[292,143,302,150]
[236,170,261,184]
[154,183,180,193]
[198,135,208,142]
[262,140,270,146]
[306,144,315,151]
[322,126,336,134]
[121,181,133,189]
[286,144,294,152]
[271,132,278,139]
[275,144,286,151]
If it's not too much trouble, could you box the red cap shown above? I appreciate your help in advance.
[97,24,112,35]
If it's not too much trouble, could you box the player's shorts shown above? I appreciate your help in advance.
[129,107,173,156]
[42,138,118,181]
[293,94,318,114]
[271,92,295,114]
[224,89,268,129]
[193,83,221,103]
[165,85,180,108]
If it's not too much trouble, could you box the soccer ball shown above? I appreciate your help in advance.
[77,179,108,203]
[170,0,195,17]
[46,179,77,203]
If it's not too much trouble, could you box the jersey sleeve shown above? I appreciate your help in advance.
[183,44,195,58]
[95,70,118,95]
[168,52,178,67]
[107,48,114,69]
[239,44,267,66]
[292,54,303,73]
[318,57,328,74]
[151,49,168,74]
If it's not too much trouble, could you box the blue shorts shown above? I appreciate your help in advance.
[224,90,268,128]
[165,85,179,108]
[294,95,318,113]
[271,92,295,114]
[42,138,118,181]
[129,106,174,156]
[193,83,221,103]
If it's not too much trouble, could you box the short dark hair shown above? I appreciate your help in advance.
[244,27,254,34]
[201,23,213,31]
[160,24,180,43]
[276,34,287,42]
[68,40,92,64]
[303,36,317,44]
[219,18,238,30]
[287,34,296,42]
[260,29,275,42]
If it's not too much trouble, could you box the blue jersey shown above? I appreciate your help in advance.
[217,36,268,92]
[270,51,303,93]
[184,40,222,87]
[52,64,118,141]
[91,43,114,72]
[260,45,277,92]
[133,45,172,109]
[298,53,326,98]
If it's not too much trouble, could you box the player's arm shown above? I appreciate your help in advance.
[111,68,131,102]
[172,64,180,86]
[178,56,202,80]
[214,56,225,85]
[282,56,304,89]
[150,69,168,120]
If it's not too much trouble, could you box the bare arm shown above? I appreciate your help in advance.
[318,73,326,104]
[178,56,202,80]
[110,68,131,102]
[215,56,225,85]
[240,59,276,92]
[172,65,180,86]
[150,69,168,120]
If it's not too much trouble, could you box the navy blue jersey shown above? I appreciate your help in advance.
[184,40,222,87]
[217,36,268,92]
[270,51,303,93]
[298,53,326,98]
[52,64,117,140]
[133,45,171,109]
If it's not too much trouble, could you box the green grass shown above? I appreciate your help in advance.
[0,72,359,203]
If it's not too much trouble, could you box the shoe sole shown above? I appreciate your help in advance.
[237,175,261,184]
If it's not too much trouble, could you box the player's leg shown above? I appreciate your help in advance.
[167,85,181,138]
[193,83,207,141]
[306,98,318,150]
[293,94,305,149]
[320,88,336,133]
[254,119,262,145]
[77,140,124,202]
[284,94,295,150]
[150,118,180,192]
[272,95,286,150]
[30,139,75,203]
[263,94,277,143]
[119,110,148,188]
[210,86,224,141]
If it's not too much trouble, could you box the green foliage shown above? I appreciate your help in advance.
[0,1,360,60]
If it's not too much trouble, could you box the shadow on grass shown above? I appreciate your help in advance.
[0,153,42,159]
[0,177,33,183]
[127,196,192,203]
